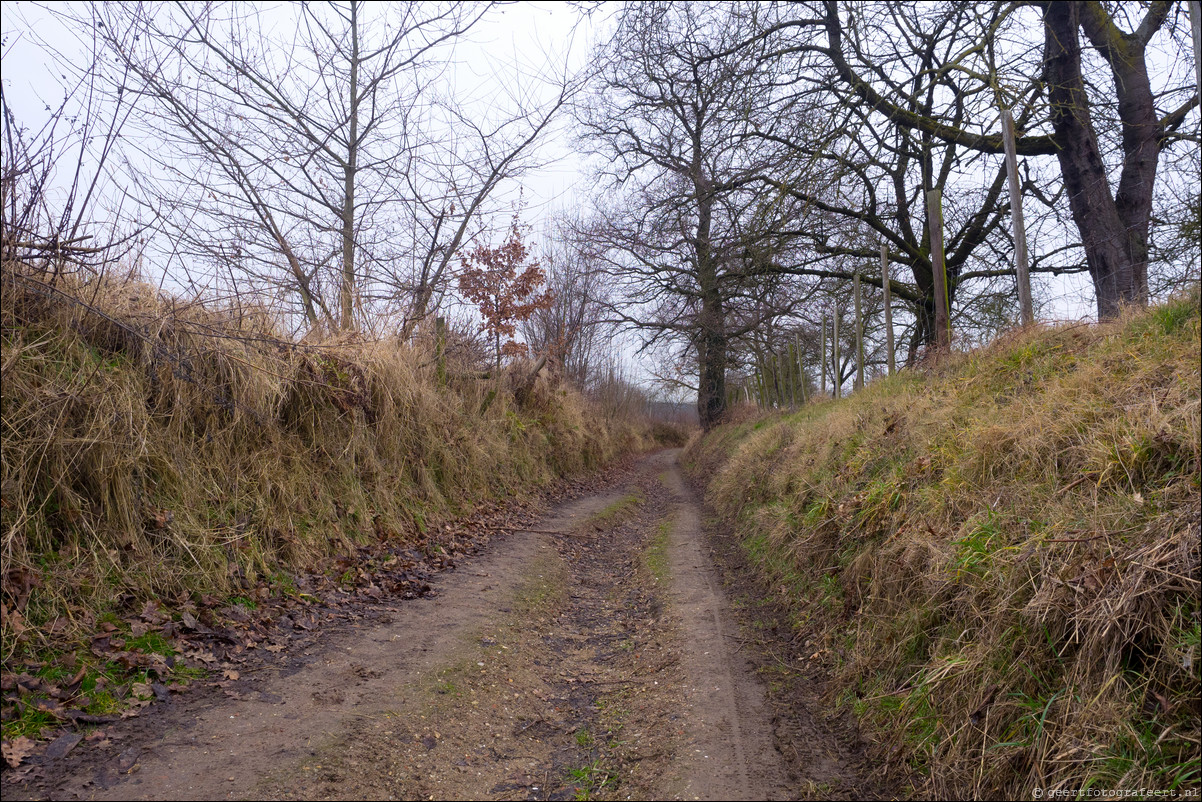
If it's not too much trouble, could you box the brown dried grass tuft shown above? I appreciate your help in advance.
[687,289,1201,798]
[1,261,654,664]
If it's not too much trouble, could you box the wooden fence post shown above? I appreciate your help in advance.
[784,351,791,407]
[770,353,778,408]
[756,352,768,409]
[796,333,806,405]
[833,305,841,399]
[926,188,951,350]
[1001,108,1033,326]
[1191,1,1202,103]
[820,315,827,398]
[854,269,864,391]
[880,243,894,375]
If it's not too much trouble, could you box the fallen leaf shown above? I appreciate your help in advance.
[128,682,153,707]
[2,736,37,769]
[32,697,67,718]
[44,732,83,760]
[64,666,87,691]
[140,600,167,624]
[0,607,28,637]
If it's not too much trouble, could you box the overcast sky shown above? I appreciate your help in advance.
[1,1,610,223]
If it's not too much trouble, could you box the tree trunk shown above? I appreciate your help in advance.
[1044,1,1153,319]
[691,153,728,430]
[697,297,727,430]
[340,1,361,331]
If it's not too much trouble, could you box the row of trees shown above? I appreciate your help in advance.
[4,2,1199,430]
[574,1,1199,428]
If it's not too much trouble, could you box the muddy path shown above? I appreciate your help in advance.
[6,450,884,801]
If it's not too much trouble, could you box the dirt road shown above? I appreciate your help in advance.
[7,450,881,801]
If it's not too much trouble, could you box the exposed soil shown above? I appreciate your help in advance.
[4,449,885,801]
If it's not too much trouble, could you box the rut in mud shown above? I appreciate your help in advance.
[6,450,885,801]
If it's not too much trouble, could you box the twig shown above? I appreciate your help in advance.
[633,656,679,676]
[475,525,567,536]
[1055,474,1094,495]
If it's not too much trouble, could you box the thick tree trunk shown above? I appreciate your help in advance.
[697,302,727,431]
[693,167,726,431]
[1044,2,1153,319]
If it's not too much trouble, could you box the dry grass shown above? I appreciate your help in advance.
[686,290,1201,798]
[0,261,654,665]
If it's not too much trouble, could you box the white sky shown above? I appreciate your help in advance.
[0,1,605,225]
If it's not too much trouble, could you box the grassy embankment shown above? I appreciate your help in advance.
[0,263,660,676]
[685,292,1200,798]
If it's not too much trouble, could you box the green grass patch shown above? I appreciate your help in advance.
[644,518,671,582]
[582,490,646,531]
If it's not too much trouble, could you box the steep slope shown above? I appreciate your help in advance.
[685,292,1201,798]
[0,263,657,679]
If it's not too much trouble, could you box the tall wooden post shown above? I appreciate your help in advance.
[880,243,895,375]
[926,188,951,350]
[795,333,807,404]
[1001,108,1033,326]
[768,353,778,409]
[1191,2,1202,100]
[778,351,787,407]
[854,270,864,391]
[786,341,796,408]
[820,315,827,397]
[833,305,841,399]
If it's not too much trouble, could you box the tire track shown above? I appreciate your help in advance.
[656,451,791,801]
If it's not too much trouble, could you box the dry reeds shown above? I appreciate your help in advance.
[1,260,653,663]
[688,289,1202,797]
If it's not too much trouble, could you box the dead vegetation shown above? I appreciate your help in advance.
[0,259,660,675]
[685,291,1201,798]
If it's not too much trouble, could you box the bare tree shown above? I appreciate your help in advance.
[520,218,614,388]
[85,1,572,338]
[578,2,818,429]
[392,75,577,339]
[801,0,1200,320]
[718,3,1090,356]
[87,1,494,331]
[2,6,137,277]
